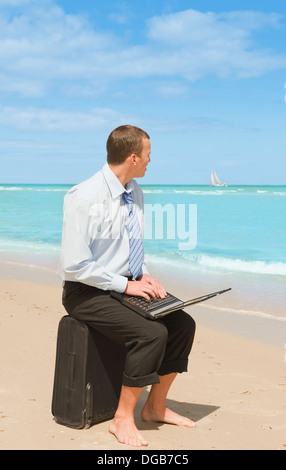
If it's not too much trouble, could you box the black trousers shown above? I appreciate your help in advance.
[62,281,196,388]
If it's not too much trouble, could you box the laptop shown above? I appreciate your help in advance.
[110,288,231,320]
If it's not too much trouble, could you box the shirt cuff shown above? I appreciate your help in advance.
[142,266,150,275]
[111,274,128,293]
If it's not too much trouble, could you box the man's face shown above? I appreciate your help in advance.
[134,137,151,178]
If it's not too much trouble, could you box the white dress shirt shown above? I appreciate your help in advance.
[59,163,149,292]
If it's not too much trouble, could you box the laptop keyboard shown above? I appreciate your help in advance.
[125,292,182,313]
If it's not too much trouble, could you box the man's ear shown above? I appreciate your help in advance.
[128,153,137,166]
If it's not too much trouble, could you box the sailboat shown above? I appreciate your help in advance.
[210,168,227,187]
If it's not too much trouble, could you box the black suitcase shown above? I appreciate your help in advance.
[51,315,126,429]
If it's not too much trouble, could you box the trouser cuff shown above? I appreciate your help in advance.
[157,359,188,376]
[122,371,160,388]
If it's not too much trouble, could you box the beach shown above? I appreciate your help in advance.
[0,261,285,451]
[1,183,286,450]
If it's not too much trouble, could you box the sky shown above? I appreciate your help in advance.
[0,0,286,185]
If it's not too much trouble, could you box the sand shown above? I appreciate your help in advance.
[0,272,286,451]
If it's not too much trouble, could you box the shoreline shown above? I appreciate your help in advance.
[1,254,285,348]
[148,262,286,348]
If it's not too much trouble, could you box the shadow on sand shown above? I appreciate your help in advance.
[134,388,219,430]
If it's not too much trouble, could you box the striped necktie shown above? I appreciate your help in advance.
[123,191,143,279]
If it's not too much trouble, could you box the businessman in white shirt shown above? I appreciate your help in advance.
[59,125,196,447]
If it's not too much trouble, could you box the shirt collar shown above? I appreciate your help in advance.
[102,163,135,199]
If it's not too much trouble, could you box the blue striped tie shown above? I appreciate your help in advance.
[123,191,143,279]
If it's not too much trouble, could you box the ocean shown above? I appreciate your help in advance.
[1,183,286,321]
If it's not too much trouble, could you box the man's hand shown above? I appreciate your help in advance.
[124,274,167,301]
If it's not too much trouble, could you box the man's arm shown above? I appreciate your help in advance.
[59,196,128,293]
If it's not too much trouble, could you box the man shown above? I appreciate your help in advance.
[59,125,196,447]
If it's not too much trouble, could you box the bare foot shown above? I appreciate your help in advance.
[109,416,149,447]
[141,405,196,428]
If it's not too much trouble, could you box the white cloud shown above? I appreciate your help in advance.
[0,105,128,131]
[0,103,248,134]
[147,10,282,45]
[146,9,286,80]
[0,72,46,97]
[0,0,36,5]
[0,3,285,99]
[0,1,117,96]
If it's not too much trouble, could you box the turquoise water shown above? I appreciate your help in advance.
[142,185,286,277]
[1,183,286,278]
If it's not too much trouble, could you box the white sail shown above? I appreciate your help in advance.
[210,169,227,187]
[210,171,216,186]
[213,169,222,185]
